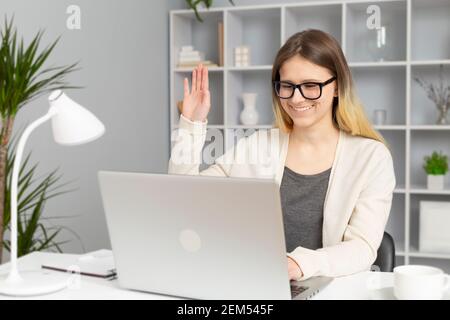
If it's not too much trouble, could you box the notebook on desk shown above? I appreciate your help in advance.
[41,249,116,279]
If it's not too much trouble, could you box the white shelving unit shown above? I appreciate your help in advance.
[170,0,450,271]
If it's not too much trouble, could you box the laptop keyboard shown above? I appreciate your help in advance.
[291,285,308,298]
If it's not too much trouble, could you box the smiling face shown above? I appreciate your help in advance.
[278,55,338,130]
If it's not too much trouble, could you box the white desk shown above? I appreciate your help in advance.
[0,252,448,300]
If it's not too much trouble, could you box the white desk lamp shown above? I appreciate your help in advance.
[0,90,105,296]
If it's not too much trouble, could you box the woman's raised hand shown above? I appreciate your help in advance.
[181,64,211,122]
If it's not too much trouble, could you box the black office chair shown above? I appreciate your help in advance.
[373,232,395,272]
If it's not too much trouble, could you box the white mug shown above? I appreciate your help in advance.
[394,265,450,300]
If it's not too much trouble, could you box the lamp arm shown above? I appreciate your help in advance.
[6,108,56,284]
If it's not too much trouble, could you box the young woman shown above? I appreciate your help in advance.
[169,29,396,282]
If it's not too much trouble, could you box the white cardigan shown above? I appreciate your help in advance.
[168,115,396,281]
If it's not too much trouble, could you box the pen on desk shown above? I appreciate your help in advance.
[41,265,117,279]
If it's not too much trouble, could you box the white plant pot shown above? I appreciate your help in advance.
[240,93,259,125]
[427,174,445,190]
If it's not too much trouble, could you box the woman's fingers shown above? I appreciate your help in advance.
[189,64,207,94]
[192,67,197,93]
[200,64,206,90]
[203,65,209,91]
[183,77,189,97]
[196,64,202,91]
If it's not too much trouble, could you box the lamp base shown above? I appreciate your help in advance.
[0,270,70,297]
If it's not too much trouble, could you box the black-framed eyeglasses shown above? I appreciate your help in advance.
[273,76,336,100]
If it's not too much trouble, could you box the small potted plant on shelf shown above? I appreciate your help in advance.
[185,0,235,22]
[423,151,448,190]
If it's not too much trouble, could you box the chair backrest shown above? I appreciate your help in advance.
[373,232,395,272]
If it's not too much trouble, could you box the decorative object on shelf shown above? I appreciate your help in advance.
[177,45,218,68]
[414,64,450,125]
[423,151,448,190]
[367,25,392,62]
[419,201,450,254]
[240,93,259,125]
[373,109,387,125]
[234,45,251,67]
[185,0,235,22]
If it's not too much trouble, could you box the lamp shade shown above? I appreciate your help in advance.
[48,90,105,145]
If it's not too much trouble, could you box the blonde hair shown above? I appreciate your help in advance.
[271,29,388,147]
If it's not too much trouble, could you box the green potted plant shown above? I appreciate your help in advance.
[423,151,448,190]
[0,17,80,262]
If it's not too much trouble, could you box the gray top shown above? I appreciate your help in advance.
[280,166,332,252]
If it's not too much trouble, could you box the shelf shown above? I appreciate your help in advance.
[409,194,450,264]
[284,3,342,44]
[175,66,274,72]
[171,11,223,69]
[226,8,281,67]
[227,125,274,129]
[411,0,450,61]
[348,61,407,67]
[410,125,450,130]
[174,67,224,73]
[394,245,450,261]
[374,125,406,130]
[410,60,450,66]
[411,64,450,126]
[409,246,450,260]
[227,69,274,126]
[228,65,273,71]
[395,242,406,257]
[410,131,450,187]
[345,0,407,63]
[170,1,450,272]
[375,125,450,130]
[409,187,450,195]
[351,65,406,126]
[173,124,275,130]
[172,125,225,129]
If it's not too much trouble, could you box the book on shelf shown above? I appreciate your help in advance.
[177,60,219,68]
[218,21,224,67]
[179,51,204,59]
[179,57,204,63]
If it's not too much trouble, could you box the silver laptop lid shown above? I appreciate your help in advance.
[98,171,291,299]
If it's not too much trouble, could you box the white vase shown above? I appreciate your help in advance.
[427,174,444,190]
[240,93,259,125]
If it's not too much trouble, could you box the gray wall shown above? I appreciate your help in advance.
[0,0,185,255]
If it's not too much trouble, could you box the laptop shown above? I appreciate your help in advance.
[98,171,332,300]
